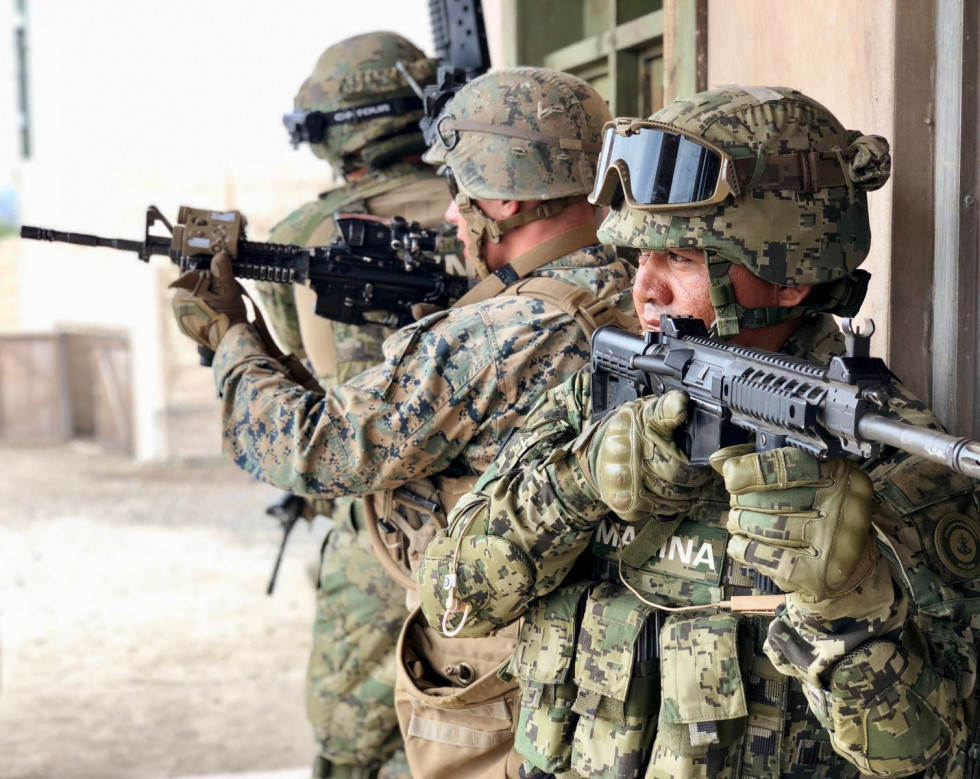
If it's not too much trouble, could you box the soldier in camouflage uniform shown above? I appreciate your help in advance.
[169,67,638,777]
[252,32,449,779]
[259,31,449,387]
[417,86,980,778]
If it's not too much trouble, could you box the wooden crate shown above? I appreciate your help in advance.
[0,332,133,453]
[0,334,70,444]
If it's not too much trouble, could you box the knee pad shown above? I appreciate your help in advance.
[805,640,956,776]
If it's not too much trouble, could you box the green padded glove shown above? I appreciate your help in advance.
[710,445,877,604]
[170,252,247,350]
[593,390,711,522]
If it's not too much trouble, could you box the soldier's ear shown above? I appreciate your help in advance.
[777,284,813,307]
[497,199,522,218]
[474,198,520,220]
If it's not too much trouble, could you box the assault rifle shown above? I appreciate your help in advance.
[265,492,310,595]
[591,314,980,479]
[21,205,469,330]
[404,0,491,148]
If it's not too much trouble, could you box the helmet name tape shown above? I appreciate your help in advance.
[325,96,423,126]
[283,97,423,148]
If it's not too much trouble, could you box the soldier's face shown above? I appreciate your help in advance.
[633,249,794,344]
[632,249,716,332]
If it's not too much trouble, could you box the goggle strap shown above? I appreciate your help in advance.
[732,149,855,194]
[744,146,772,193]
[833,146,858,199]
[442,119,603,154]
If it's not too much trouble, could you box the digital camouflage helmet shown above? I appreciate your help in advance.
[592,85,891,336]
[423,67,612,277]
[287,32,439,176]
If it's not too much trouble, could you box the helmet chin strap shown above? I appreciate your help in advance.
[705,250,869,338]
[455,191,588,279]
[454,194,494,279]
[706,251,743,338]
[705,251,802,339]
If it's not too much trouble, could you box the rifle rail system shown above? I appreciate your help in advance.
[21,205,469,330]
[591,314,980,479]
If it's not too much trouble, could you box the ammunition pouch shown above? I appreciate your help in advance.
[507,581,592,775]
[395,605,523,778]
[569,582,659,778]
[646,612,750,777]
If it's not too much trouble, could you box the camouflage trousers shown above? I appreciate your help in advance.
[306,506,411,773]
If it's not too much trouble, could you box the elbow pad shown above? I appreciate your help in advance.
[417,507,535,638]
[804,640,958,777]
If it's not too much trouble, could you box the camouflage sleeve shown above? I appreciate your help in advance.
[417,369,613,636]
[210,310,502,497]
[765,385,980,776]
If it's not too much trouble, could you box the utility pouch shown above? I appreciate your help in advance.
[645,612,748,778]
[569,582,659,779]
[508,581,592,775]
[395,605,523,778]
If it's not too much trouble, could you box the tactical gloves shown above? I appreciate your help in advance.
[710,445,877,603]
[592,390,710,522]
[711,444,905,685]
[170,252,248,350]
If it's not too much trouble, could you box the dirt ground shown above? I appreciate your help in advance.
[0,442,334,779]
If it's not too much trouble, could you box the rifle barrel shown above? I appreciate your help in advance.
[858,412,980,479]
[21,226,159,260]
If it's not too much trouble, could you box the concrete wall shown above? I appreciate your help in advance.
[707,0,897,355]
[1,0,435,461]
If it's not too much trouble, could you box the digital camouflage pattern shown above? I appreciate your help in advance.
[422,67,610,202]
[567,582,658,779]
[597,86,891,287]
[713,446,879,603]
[417,314,980,777]
[216,243,634,775]
[507,581,591,775]
[252,160,449,774]
[214,245,634,495]
[596,390,713,521]
[306,509,409,770]
[295,32,437,173]
[255,161,446,387]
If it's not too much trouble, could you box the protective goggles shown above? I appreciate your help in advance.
[590,118,852,212]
